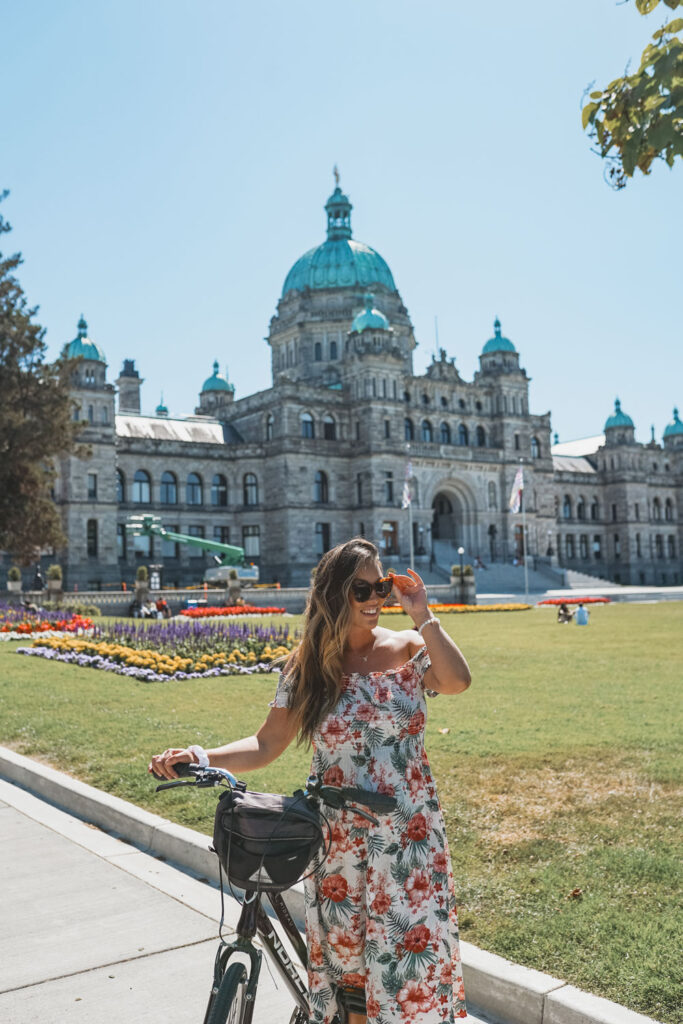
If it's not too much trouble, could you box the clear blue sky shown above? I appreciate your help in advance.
[3,0,680,444]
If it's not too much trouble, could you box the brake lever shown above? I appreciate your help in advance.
[349,806,379,826]
[155,779,196,792]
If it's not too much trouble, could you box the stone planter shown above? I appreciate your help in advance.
[47,580,63,600]
[449,576,477,605]
[7,580,22,593]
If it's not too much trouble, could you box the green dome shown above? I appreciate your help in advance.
[604,398,634,431]
[282,185,396,297]
[65,316,106,363]
[663,407,683,438]
[202,360,234,393]
[482,317,516,354]
[352,293,390,333]
[155,393,169,417]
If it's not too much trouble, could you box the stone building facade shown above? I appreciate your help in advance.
[50,186,682,589]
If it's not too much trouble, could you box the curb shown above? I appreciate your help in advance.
[0,747,662,1024]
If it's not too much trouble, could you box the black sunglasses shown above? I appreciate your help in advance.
[350,576,394,602]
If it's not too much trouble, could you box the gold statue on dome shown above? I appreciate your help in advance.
[333,165,340,187]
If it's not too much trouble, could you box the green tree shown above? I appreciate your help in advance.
[582,0,683,188]
[0,191,83,564]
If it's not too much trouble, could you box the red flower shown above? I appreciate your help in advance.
[406,812,428,842]
[321,874,348,903]
[323,765,344,787]
[433,851,448,873]
[404,868,431,905]
[404,924,431,953]
[396,979,435,1015]
[372,891,391,914]
[341,972,366,989]
[406,710,425,735]
[366,994,381,1017]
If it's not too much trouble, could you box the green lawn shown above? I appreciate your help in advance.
[1,602,681,1023]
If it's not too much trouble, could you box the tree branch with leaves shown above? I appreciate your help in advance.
[582,0,683,187]
[0,191,84,565]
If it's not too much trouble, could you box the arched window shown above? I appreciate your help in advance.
[160,472,177,505]
[323,415,336,440]
[421,393,430,406]
[458,424,469,446]
[590,498,600,521]
[101,406,109,424]
[330,340,338,360]
[301,412,315,439]
[404,417,414,441]
[186,472,203,506]
[243,473,258,506]
[132,469,151,504]
[116,469,125,503]
[421,419,433,443]
[476,425,486,447]
[653,498,662,520]
[265,414,274,441]
[440,422,451,445]
[531,437,541,459]
[562,495,572,519]
[488,481,497,509]
[314,341,322,362]
[577,496,586,521]
[665,498,674,521]
[211,474,228,507]
[314,470,329,504]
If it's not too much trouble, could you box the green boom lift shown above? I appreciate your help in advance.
[125,515,259,584]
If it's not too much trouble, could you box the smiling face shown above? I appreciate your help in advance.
[348,559,388,628]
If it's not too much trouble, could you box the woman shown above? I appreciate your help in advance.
[150,538,472,1024]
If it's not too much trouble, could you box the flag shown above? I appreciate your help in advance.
[402,461,413,509]
[509,466,524,513]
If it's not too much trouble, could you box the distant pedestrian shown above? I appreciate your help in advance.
[575,603,589,626]
[557,602,574,624]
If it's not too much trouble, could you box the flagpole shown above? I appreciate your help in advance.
[408,499,414,571]
[405,444,414,571]
[521,459,529,601]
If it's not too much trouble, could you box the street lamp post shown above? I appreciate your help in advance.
[458,545,465,604]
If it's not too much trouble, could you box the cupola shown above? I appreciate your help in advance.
[603,398,635,445]
[663,406,683,448]
[351,293,390,334]
[478,317,521,376]
[198,360,234,414]
[155,393,169,418]
[482,317,516,355]
[64,316,107,364]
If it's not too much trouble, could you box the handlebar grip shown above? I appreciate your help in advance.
[339,787,397,813]
[151,761,199,781]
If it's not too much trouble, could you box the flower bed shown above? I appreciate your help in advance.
[15,618,296,682]
[537,597,611,606]
[381,603,532,614]
[180,604,286,618]
[0,601,94,640]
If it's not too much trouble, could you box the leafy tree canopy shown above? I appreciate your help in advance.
[0,191,83,565]
[582,0,683,187]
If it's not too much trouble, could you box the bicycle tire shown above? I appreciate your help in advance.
[205,962,249,1024]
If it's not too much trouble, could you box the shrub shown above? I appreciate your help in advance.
[7,566,21,582]
[450,564,474,577]
[47,564,63,581]
[136,565,149,583]
[228,568,238,580]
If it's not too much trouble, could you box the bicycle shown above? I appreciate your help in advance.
[153,762,397,1024]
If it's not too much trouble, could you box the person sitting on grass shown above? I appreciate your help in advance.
[557,602,574,624]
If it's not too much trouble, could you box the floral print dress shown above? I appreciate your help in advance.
[269,647,467,1024]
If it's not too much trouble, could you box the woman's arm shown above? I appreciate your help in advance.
[391,568,471,695]
[148,706,299,780]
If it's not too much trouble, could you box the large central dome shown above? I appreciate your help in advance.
[281,185,396,298]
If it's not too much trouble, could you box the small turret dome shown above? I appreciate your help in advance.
[482,317,516,354]
[351,293,390,334]
[155,393,169,417]
[604,397,634,431]
[201,360,234,393]
[65,316,106,363]
[281,177,396,297]
[663,407,683,438]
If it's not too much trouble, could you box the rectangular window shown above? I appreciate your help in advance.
[384,419,391,439]
[593,535,602,560]
[214,526,230,545]
[636,533,641,558]
[382,521,398,555]
[162,524,180,559]
[188,525,205,538]
[87,473,97,500]
[579,534,588,559]
[385,472,394,504]
[514,434,520,451]
[356,473,363,505]
[355,421,360,441]
[566,534,575,559]
[612,503,617,521]
[634,503,640,521]
[315,522,331,556]
[116,523,127,560]
[86,519,98,557]
[614,533,620,559]
[133,533,152,558]
[242,525,260,557]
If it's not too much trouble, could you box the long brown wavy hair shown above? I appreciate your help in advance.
[283,537,381,745]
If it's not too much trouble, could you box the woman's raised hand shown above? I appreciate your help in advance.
[390,568,430,625]
[148,747,194,780]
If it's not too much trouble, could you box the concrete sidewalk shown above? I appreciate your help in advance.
[1,780,488,1024]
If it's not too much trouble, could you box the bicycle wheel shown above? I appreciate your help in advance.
[205,962,249,1024]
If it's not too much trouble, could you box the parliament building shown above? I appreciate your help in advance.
[53,182,682,589]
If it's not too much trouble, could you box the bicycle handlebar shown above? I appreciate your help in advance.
[152,763,397,818]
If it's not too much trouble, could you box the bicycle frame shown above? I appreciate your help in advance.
[205,887,310,1024]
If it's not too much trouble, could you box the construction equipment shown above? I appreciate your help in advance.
[125,515,259,585]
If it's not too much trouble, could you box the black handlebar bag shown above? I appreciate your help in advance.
[213,787,326,893]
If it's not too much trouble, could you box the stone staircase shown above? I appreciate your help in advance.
[564,568,615,589]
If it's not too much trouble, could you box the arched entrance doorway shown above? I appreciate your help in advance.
[432,492,463,543]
